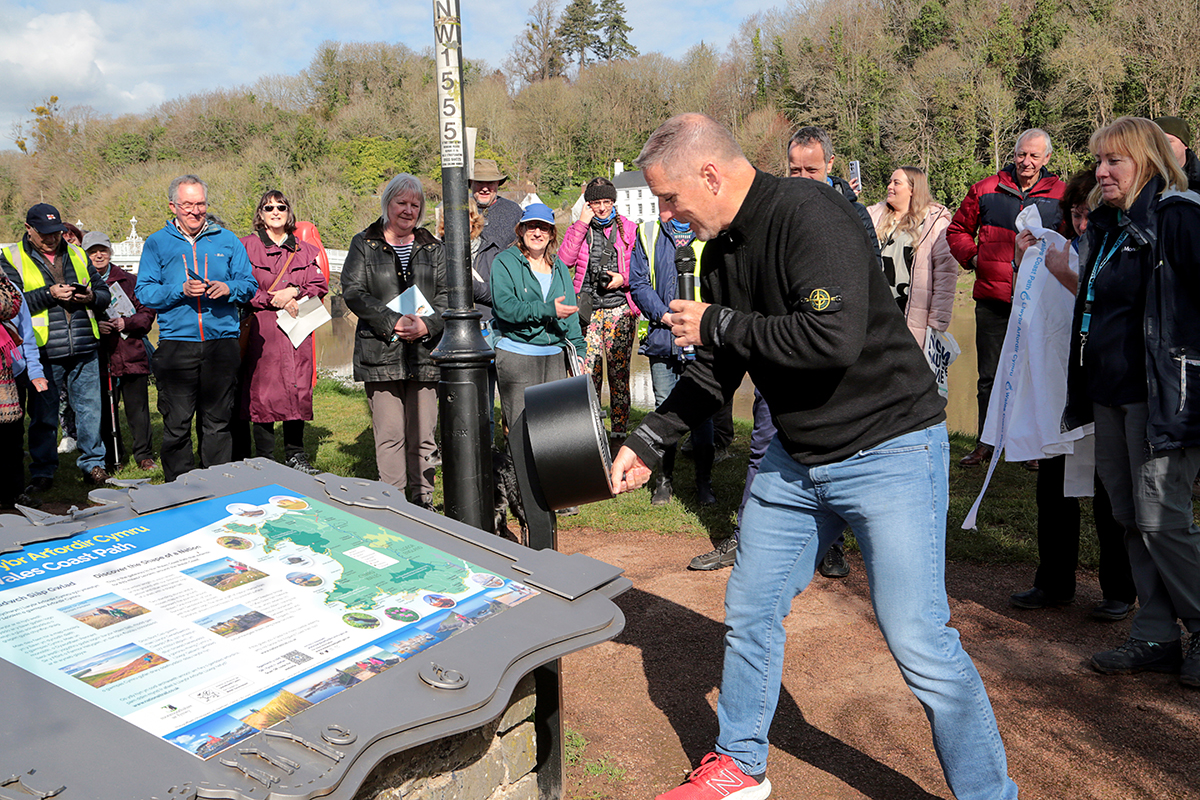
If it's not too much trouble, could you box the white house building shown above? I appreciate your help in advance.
[612,161,657,224]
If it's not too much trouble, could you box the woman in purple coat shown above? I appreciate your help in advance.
[240,190,328,474]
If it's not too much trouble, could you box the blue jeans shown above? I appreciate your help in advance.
[734,389,777,532]
[717,424,1016,799]
[29,353,107,477]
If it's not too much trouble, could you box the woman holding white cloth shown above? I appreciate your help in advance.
[1008,169,1136,621]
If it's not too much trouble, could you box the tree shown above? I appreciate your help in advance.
[505,0,566,86]
[593,0,638,62]
[557,0,599,70]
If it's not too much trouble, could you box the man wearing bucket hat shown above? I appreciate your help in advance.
[471,159,523,252]
[1,203,112,494]
[1154,116,1200,191]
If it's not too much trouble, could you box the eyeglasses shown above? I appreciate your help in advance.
[173,202,207,213]
[262,204,288,213]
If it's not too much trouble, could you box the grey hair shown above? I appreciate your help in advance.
[636,113,745,173]
[1016,128,1053,156]
[168,175,208,204]
[380,173,426,226]
[788,126,834,163]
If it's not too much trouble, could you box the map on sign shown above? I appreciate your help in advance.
[0,486,537,760]
[225,506,472,608]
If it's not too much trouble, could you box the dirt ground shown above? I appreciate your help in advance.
[558,526,1200,800]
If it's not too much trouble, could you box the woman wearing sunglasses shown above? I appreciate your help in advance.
[239,190,328,474]
[489,203,585,436]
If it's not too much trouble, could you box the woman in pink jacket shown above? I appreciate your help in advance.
[866,166,959,343]
[558,176,640,439]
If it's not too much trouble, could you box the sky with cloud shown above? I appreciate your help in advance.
[0,0,770,149]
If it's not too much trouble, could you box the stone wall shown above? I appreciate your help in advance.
[354,672,538,800]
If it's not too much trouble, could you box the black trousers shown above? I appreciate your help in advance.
[974,297,1010,439]
[100,373,154,466]
[253,420,306,461]
[154,339,240,482]
[712,399,734,450]
[0,418,24,504]
[1034,454,1136,603]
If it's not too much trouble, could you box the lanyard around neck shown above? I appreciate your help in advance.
[1080,229,1129,336]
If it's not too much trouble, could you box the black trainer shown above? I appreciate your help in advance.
[651,475,673,506]
[1010,587,1074,610]
[24,476,53,494]
[1182,633,1200,688]
[818,542,849,578]
[1090,637,1183,675]
[1090,599,1132,621]
[688,537,737,571]
[286,453,321,475]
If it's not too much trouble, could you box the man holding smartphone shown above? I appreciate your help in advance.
[1,203,112,494]
[136,175,255,482]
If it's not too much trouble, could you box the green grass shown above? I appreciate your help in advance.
[564,727,626,797]
[28,376,1102,571]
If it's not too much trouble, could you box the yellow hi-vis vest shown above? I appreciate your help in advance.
[4,243,99,347]
[638,220,704,300]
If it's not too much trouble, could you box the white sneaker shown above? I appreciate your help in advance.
[57,436,77,454]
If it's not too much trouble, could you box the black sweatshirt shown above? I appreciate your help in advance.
[626,170,945,468]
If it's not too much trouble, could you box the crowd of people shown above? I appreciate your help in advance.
[0,177,333,506]
[606,112,1200,800]
[2,108,1198,800]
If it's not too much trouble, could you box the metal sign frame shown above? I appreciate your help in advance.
[0,460,629,800]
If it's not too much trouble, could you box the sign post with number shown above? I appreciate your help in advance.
[430,13,563,797]
[430,0,495,536]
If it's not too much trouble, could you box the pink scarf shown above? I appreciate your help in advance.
[0,322,18,370]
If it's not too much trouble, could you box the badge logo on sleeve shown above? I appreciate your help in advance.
[800,287,842,313]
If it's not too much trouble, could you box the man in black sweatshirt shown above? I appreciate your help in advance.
[610,114,1016,800]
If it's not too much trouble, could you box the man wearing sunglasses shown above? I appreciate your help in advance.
[136,175,255,481]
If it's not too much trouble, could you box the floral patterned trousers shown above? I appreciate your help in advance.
[583,303,637,435]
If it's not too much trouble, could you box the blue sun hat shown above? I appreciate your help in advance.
[520,203,556,225]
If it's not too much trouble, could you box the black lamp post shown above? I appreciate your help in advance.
[430,0,494,533]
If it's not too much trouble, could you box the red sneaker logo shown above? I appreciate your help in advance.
[704,768,747,796]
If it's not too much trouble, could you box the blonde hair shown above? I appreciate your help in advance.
[1088,117,1188,210]
[874,166,933,240]
[436,198,485,241]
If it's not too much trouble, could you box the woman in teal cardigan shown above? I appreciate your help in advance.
[489,203,585,434]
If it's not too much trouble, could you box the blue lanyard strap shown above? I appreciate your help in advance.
[1080,230,1129,336]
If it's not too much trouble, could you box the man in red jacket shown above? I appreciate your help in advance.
[946,129,1065,466]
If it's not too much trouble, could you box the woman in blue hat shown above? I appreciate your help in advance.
[489,203,586,433]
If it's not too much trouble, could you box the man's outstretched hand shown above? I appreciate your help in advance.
[610,445,652,495]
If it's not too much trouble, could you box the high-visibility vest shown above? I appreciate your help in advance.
[638,221,704,301]
[5,243,99,346]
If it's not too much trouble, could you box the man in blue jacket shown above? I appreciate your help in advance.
[136,175,255,481]
[628,212,715,510]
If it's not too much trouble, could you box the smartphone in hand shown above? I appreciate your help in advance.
[849,161,862,192]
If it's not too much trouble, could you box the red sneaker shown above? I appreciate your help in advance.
[656,753,772,800]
